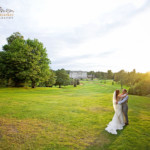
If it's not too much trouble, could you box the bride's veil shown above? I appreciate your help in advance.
[113,91,117,112]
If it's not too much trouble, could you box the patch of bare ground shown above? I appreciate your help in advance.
[0,117,101,149]
[85,132,110,150]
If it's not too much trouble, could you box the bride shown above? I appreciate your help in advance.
[105,90,127,134]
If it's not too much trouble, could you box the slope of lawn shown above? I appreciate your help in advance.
[0,80,150,150]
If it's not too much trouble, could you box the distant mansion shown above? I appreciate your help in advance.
[69,71,87,79]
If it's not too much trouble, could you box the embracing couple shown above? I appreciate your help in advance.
[105,89,129,134]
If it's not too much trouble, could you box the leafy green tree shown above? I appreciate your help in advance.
[77,79,80,85]
[128,72,150,96]
[0,32,51,88]
[26,38,50,88]
[1,36,28,86]
[73,79,77,87]
[124,69,137,86]
[107,70,113,79]
[114,70,127,89]
[55,69,70,88]
[88,71,95,80]
[44,70,56,87]
[70,78,74,85]
[38,70,56,87]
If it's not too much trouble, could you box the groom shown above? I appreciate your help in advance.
[117,89,129,125]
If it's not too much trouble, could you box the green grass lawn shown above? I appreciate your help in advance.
[0,80,150,150]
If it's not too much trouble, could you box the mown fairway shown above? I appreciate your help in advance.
[0,80,150,150]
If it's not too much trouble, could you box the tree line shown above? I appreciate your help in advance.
[87,69,150,96]
[87,70,114,80]
[0,32,149,96]
[114,69,150,96]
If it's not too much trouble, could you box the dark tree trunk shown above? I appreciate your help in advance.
[14,82,19,87]
[32,81,36,88]
[121,80,123,89]
[7,78,12,87]
[92,74,93,80]
[59,84,61,88]
[14,81,24,87]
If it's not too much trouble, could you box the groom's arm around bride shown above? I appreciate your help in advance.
[118,95,129,105]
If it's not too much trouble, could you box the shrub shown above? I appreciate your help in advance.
[77,79,80,85]
[129,80,150,96]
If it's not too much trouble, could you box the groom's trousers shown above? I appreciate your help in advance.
[122,103,128,124]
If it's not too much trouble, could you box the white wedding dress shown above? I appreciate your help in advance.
[105,91,125,134]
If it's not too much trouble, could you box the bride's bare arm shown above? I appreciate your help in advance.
[116,96,120,102]
[118,94,127,98]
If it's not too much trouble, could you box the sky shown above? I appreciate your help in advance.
[0,0,150,73]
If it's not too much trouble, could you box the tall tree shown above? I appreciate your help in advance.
[107,70,113,79]
[114,70,127,89]
[45,70,56,87]
[1,35,28,86]
[55,69,70,88]
[128,69,137,86]
[88,71,95,80]
[26,39,50,88]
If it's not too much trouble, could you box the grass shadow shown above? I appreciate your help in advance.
[85,126,127,150]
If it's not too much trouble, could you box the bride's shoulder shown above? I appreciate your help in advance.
[118,94,125,98]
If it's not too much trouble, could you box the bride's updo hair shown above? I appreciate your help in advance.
[115,90,120,99]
